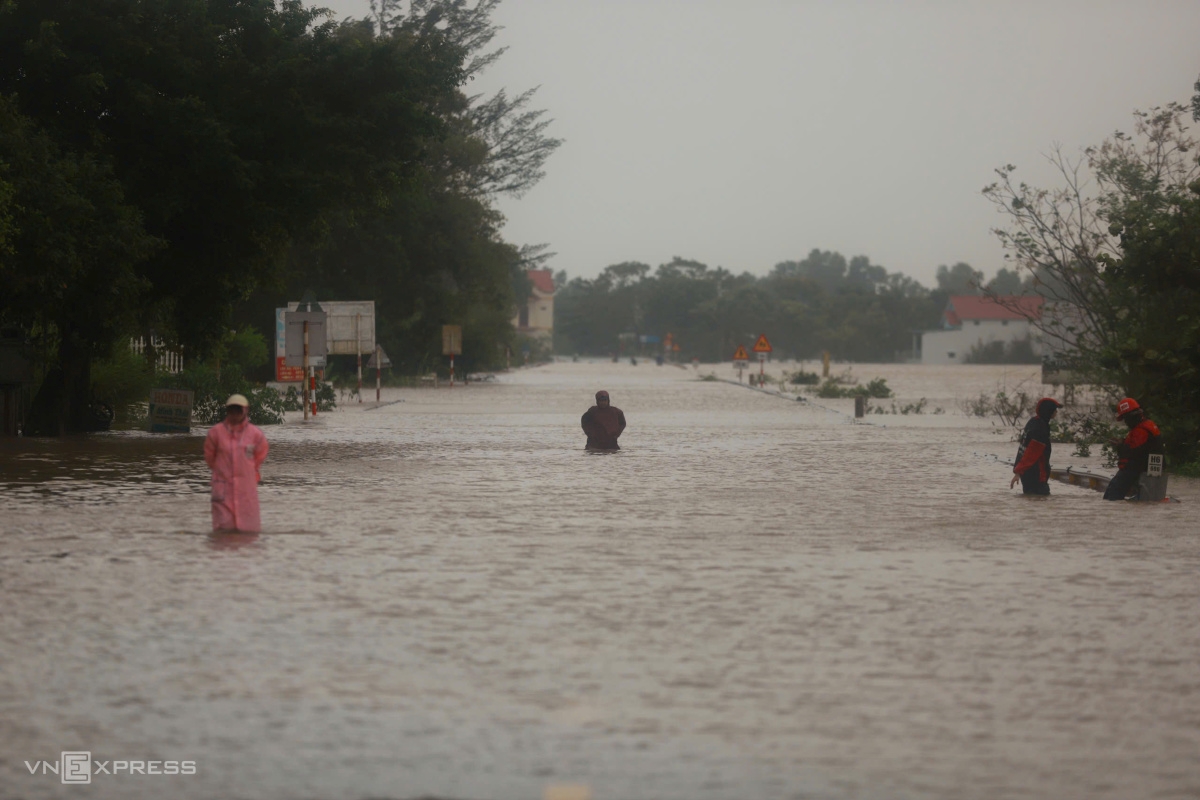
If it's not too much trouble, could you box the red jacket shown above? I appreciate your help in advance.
[1118,419,1161,471]
[1013,415,1052,483]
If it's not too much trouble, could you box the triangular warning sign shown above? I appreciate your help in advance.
[752,334,773,353]
[732,345,749,361]
[367,346,392,368]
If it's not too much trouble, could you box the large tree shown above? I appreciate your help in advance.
[260,0,562,376]
[0,96,160,434]
[984,101,1200,463]
[1,0,539,429]
[934,262,984,295]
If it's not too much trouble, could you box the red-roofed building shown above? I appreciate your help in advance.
[512,269,555,339]
[942,295,1043,327]
[921,295,1044,364]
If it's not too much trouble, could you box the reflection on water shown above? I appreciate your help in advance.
[207,531,262,551]
[1,362,1198,800]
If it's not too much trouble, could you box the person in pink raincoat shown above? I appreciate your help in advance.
[203,394,269,532]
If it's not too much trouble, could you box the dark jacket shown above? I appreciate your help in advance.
[1014,399,1057,484]
[581,405,626,450]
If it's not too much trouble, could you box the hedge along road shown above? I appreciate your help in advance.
[1,360,1197,800]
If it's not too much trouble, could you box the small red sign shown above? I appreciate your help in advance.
[732,345,750,361]
[752,334,773,353]
[276,357,305,382]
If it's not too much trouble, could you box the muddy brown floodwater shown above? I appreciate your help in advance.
[2,361,1198,800]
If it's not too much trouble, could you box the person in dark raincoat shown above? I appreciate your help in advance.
[581,390,626,450]
[1010,397,1062,495]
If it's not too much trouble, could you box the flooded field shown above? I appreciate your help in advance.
[1,361,1198,800]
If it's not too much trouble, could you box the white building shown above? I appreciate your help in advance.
[920,295,1043,365]
[512,269,555,339]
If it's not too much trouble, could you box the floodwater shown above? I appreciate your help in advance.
[1,361,1198,800]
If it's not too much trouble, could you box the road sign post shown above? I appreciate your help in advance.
[732,344,750,383]
[367,345,391,403]
[442,325,462,387]
[285,311,326,420]
[752,334,772,387]
[304,321,310,420]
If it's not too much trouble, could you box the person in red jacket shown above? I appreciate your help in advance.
[1102,397,1163,500]
[1010,397,1062,495]
[581,390,626,450]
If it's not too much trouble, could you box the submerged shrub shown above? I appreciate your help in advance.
[90,346,155,425]
[965,336,1040,364]
[1050,407,1121,465]
[815,376,893,399]
[316,382,337,412]
[959,386,1034,427]
[248,387,285,426]
[867,398,941,415]
[787,370,820,385]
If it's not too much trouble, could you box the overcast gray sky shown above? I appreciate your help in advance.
[320,0,1199,287]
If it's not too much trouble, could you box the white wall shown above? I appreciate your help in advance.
[528,290,554,331]
[921,319,1039,364]
[512,289,554,338]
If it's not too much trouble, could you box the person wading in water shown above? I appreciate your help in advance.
[204,394,269,531]
[1103,397,1163,501]
[581,390,626,450]
[1011,397,1062,495]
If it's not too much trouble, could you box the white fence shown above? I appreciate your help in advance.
[130,337,183,374]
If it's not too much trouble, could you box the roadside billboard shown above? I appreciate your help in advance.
[148,388,193,433]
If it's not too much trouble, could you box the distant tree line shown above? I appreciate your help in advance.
[553,251,1024,363]
[0,0,559,433]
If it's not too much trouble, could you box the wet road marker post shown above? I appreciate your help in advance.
[752,334,772,388]
[284,299,327,422]
[368,345,391,403]
[442,325,462,387]
[732,344,749,382]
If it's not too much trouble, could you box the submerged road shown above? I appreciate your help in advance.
[1,361,1198,799]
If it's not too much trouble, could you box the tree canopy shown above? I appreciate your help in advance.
[553,249,979,363]
[0,0,560,431]
[984,101,1200,464]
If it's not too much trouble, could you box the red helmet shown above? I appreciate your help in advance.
[1116,397,1140,419]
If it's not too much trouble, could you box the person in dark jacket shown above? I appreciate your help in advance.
[1102,397,1163,500]
[581,390,626,450]
[1010,397,1062,495]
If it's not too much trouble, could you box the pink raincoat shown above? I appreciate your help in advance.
[204,419,269,532]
